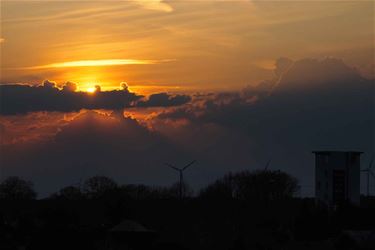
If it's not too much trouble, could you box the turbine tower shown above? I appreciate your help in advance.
[165,160,196,199]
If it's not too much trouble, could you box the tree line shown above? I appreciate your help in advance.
[0,169,299,202]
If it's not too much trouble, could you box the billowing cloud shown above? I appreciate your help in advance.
[137,92,192,107]
[155,57,374,193]
[0,82,191,115]
[42,79,57,88]
[0,83,140,115]
[0,111,81,145]
[62,81,78,92]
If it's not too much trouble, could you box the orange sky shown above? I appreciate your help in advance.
[1,1,373,94]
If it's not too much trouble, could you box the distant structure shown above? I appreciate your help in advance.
[361,156,374,197]
[313,151,362,207]
[165,160,196,200]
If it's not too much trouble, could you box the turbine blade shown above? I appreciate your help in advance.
[183,160,196,170]
[165,163,179,171]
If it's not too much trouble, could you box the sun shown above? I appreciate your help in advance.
[86,87,96,93]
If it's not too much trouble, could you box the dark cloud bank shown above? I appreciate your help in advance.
[158,58,374,191]
[0,81,192,115]
[0,57,374,196]
[137,92,191,107]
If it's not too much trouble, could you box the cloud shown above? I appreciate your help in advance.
[42,79,57,88]
[62,81,78,92]
[21,59,175,70]
[274,57,361,91]
[0,111,199,196]
[161,59,373,136]
[133,0,173,12]
[137,92,192,107]
[0,111,80,145]
[0,82,192,115]
[120,82,130,91]
[1,57,374,197]
[0,83,141,115]
[274,57,293,77]
[1,109,258,196]
[3,0,174,13]
[156,57,374,193]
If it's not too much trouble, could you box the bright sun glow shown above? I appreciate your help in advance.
[86,87,96,93]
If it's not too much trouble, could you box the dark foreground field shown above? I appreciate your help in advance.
[1,196,375,250]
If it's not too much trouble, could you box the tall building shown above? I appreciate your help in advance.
[313,151,362,207]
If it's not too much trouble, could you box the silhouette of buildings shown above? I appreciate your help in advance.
[313,151,362,207]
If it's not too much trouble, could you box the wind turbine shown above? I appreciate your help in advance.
[361,156,375,197]
[165,160,196,199]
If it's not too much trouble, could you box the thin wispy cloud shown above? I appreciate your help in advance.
[133,0,173,12]
[3,0,173,15]
[2,5,135,24]
[21,59,175,70]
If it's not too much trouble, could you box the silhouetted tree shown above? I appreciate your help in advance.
[200,170,299,202]
[0,176,37,200]
[83,175,118,199]
[120,184,159,200]
[119,184,183,200]
[49,186,84,200]
[169,181,194,199]
[199,173,234,200]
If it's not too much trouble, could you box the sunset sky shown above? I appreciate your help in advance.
[1,1,373,93]
[0,0,374,196]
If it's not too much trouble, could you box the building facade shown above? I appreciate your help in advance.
[313,151,362,207]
